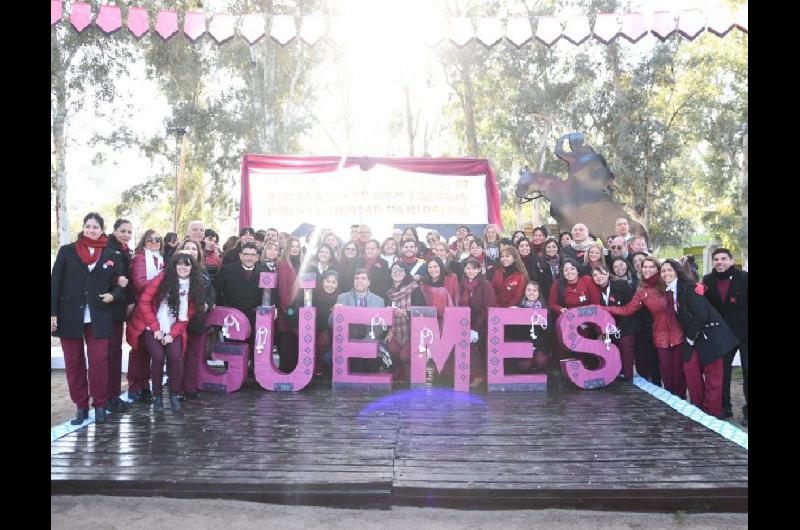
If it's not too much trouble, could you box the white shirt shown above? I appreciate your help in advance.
[601,284,611,305]
[665,279,678,313]
[83,247,97,323]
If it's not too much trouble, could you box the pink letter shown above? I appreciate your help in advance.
[486,307,548,391]
[331,306,393,390]
[409,307,471,392]
[253,305,316,391]
[195,306,251,393]
[557,306,622,389]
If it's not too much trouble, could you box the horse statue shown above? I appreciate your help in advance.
[516,132,649,246]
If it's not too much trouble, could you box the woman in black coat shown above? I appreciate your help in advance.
[105,219,135,413]
[662,259,738,419]
[51,212,125,425]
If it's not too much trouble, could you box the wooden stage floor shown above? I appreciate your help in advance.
[51,380,748,511]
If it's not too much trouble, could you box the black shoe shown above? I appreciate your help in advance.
[94,407,107,424]
[176,393,185,400]
[141,388,153,401]
[169,395,182,412]
[721,408,733,419]
[106,397,130,414]
[741,415,748,427]
[184,392,199,400]
[153,395,164,411]
[70,408,89,425]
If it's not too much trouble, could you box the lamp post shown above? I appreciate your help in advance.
[168,127,187,232]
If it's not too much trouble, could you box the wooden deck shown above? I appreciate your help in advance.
[51,381,748,511]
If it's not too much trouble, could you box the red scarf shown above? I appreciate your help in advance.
[531,242,544,256]
[75,234,108,265]
[401,255,418,266]
[642,274,660,288]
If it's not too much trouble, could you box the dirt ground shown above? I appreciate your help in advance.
[50,495,747,529]
[51,354,748,527]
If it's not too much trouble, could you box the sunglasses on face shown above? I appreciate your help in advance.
[146,236,162,243]
[610,245,623,250]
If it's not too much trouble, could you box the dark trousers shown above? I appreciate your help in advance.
[722,341,748,417]
[278,332,299,373]
[143,331,183,395]
[385,335,411,382]
[617,335,636,381]
[684,350,723,418]
[107,321,124,400]
[182,332,202,393]
[635,330,661,385]
[656,345,687,399]
[61,324,110,409]
[127,339,151,393]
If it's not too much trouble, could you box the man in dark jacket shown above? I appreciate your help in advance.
[214,242,267,330]
[703,248,748,425]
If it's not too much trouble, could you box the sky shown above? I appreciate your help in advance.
[53,0,740,241]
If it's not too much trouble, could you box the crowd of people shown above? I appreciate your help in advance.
[51,214,748,427]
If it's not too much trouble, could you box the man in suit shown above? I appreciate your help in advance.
[214,242,267,372]
[334,269,386,373]
[703,248,748,425]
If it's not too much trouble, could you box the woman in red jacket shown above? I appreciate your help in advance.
[419,257,459,320]
[277,237,304,373]
[491,246,529,308]
[604,256,687,399]
[126,229,164,403]
[126,252,205,412]
[459,258,497,388]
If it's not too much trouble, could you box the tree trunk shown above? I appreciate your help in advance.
[740,128,748,269]
[52,43,70,247]
[404,85,415,156]
[459,56,479,158]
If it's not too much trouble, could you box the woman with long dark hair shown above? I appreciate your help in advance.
[307,243,339,279]
[663,258,738,417]
[604,256,686,399]
[468,238,496,279]
[313,269,340,378]
[491,246,529,308]
[384,263,426,383]
[277,236,304,373]
[105,218,134,414]
[530,226,548,257]
[177,239,215,400]
[538,237,561,293]
[51,212,125,425]
[126,252,205,412]
[459,258,497,388]
[591,264,642,382]
[419,257,459,319]
[126,228,164,403]
[337,241,361,294]
[515,238,539,285]
[611,257,636,289]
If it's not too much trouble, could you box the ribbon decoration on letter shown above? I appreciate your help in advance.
[604,323,621,351]
[418,326,434,359]
[254,326,269,355]
[369,315,387,340]
[530,313,548,340]
[222,314,240,339]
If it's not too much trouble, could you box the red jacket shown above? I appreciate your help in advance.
[126,272,196,355]
[548,275,601,313]
[490,267,527,308]
[604,285,684,348]
[130,251,163,299]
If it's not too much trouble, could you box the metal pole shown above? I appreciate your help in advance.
[168,127,186,233]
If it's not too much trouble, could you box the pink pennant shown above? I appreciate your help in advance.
[563,15,590,45]
[69,2,92,33]
[95,4,121,35]
[298,15,326,46]
[208,13,235,43]
[593,13,619,43]
[535,15,562,45]
[270,15,296,46]
[184,11,206,41]
[127,6,149,38]
[449,18,474,47]
[51,0,62,26]
[505,16,533,47]
[677,9,705,40]
[155,9,179,40]
[240,14,266,45]
[706,5,735,37]
[620,12,647,43]
[651,10,677,41]
[476,17,503,48]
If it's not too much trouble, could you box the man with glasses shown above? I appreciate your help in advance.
[214,242,268,372]
[605,236,629,268]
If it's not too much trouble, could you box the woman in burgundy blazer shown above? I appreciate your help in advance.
[459,258,497,388]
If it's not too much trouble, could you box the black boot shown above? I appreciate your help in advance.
[106,397,130,414]
[153,395,164,411]
[127,390,142,402]
[70,408,89,425]
[169,394,182,412]
[94,407,107,424]
[184,392,198,400]
[141,388,153,402]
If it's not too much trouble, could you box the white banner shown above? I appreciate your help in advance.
[249,164,488,233]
